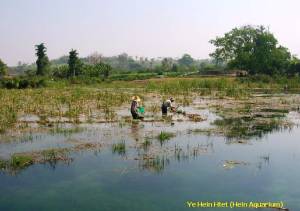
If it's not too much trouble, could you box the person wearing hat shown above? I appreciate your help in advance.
[161,97,175,115]
[131,96,143,119]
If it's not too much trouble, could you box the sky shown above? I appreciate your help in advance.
[1,0,300,66]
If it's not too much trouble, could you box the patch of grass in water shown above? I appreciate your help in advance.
[112,141,126,155]
[41,148,70,162]
[142,139,151,150]
[213,117,286,139]
[0,160,7,169]
[141,156,169,173]
[157,131,175,145]
[10,154,33,169]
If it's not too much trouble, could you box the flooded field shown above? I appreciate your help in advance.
[1,90,300,210]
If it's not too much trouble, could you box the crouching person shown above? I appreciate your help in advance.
[131,96,143,120]
[161,97,175,115]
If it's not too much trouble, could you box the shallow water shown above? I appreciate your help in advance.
[0,119,299,210]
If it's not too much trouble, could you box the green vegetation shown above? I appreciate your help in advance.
[41,148,70,163]
[0,160,7,169]
[35,43,50,76]
[210,25,299,76]
[2,24,299,86]
[142,139,151,150]
[68,49,82,77]
[141,156,170,173]
[157,131,175,144]
[0,77,46,89]
[0,87,130,133]
[0,59,8,77]
[49,126,83,136]
[10,154,33,169]
[112,141,126,155]
[0,105,17,133]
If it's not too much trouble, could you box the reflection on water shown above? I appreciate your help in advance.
[0,108,300,210]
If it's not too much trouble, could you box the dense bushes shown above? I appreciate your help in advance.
[238,74,300,89]
[108,72,158,81]
[0,77,46,89]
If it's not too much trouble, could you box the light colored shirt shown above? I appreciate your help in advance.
[163,99,173,108]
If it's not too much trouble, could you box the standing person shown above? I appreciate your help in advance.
[161,97,175,115]
[131,96,142,119]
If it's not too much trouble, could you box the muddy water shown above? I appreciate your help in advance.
[0,108,300,210]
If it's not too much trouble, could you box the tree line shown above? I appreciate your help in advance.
[31,44,112,79]
[1,25,300,79]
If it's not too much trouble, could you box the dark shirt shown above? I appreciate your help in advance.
[131,100,138,113]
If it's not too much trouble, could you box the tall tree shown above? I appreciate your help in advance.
[35,43,50,75]
[161,58,173,71]
[178,54,194,67]
[68,49,81,77]
[209,25,292,75]
[0,59,8,77]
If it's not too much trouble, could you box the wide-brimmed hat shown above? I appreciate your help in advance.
[132,96,141,102]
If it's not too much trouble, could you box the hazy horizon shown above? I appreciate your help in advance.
[1,0,300,66]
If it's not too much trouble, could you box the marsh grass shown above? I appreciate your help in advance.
[145,78,249,99]
[0,87,130,132]
[0,77,298,133]
[0,106,17,133]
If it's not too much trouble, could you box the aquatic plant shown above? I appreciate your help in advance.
[41,148,70,165]
[157,131,175,145]
[10,154,33,169]
[213,116,289,139]
[112,141,126,155]
[0,160,7,169]
[142,139,151,150]
[140,156,170,173]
